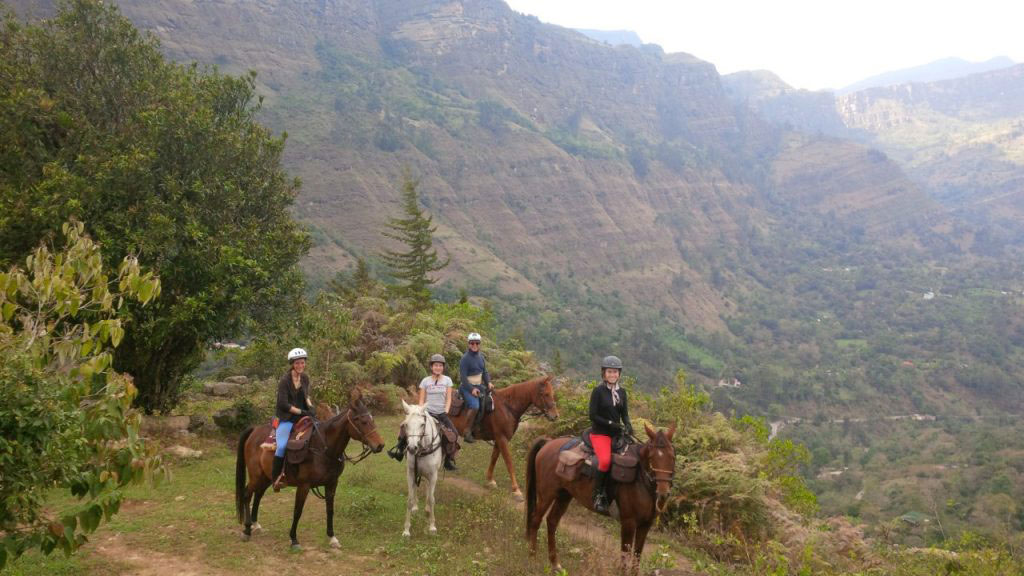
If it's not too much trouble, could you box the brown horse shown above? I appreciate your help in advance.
[525,424,676,572]
[235,388,385,549]
[450,374,558,500]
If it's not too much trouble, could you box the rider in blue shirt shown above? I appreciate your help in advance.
[458,332,491,443]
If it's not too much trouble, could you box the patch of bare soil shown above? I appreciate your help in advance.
[93,531,373,576]
[94,533,218,576]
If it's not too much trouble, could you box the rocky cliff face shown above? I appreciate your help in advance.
[7,0,943,377]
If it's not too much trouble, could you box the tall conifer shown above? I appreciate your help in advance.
[381,176,449,308]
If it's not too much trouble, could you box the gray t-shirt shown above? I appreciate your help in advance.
[419,374,453,415]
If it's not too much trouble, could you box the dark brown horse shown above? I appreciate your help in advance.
[525,424,676,572]
[450,374,558,500]
[235,388,385,549]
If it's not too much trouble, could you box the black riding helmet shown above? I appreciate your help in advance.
[429,353,446,366]
[601,355,623,378]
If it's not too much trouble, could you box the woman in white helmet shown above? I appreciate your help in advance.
[458,332,491,443]
[272,347,315,491]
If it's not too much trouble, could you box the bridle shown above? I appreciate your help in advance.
[341,405,378,464]
[639,442,676,514]
[405,411,441,458]
[524,385,559,421]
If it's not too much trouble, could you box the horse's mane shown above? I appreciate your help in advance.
[493,374,550,397]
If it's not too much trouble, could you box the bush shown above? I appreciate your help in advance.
[0,222,163,568]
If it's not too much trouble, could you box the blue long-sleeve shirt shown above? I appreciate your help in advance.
[458,349,490,397]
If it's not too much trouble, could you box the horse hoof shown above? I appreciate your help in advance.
[240,532,251,542]
[329,537,340,549]
[512,490,525,502]
[411,505,419,513]
[486,480,498,489]
[429,526,437,534]
[251,522,262,533]
[290,543,302,552]
[402,530,411,538]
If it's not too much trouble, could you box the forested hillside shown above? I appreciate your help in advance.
[6,0,1024,554]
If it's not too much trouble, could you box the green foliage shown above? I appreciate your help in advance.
[0,1,309,413]
[380,176,449,309]
[0,222,163,569]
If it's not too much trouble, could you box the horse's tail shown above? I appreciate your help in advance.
[525,436,548,535]
[236,426,254,523]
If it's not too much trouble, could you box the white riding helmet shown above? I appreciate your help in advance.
[287,348,308,362]
[467,332,482,343]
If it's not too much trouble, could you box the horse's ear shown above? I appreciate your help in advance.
[350,387,362,404]
[644,423,656,441]
[401,399,412,413]
[666,423,677,442]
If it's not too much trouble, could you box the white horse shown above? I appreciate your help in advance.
[401,400,444,537]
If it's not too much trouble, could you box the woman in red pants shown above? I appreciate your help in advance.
[588,355,634,513]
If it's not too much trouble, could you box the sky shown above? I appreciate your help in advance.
[503,0,1024,91]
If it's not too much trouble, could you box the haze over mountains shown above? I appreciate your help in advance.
[837,55,1017,95]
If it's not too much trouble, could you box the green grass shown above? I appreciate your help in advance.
[2,416,682,575]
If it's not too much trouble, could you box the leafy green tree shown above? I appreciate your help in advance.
[0,222,163,568]
[0,1,309,412]
[380,176,448,309]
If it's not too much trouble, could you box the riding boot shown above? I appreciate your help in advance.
[388,436,407,462]
[463,409,477,443]
[592,469,610,514]
[271,456,285,492]
[444,453,457,471]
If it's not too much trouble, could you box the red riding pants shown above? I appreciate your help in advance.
[591,433,612,472]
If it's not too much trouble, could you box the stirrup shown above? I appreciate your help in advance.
[273,473,286,492]
[463,431,475,444]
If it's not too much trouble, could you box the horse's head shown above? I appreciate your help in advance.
[345,387,384,453]
[401,400,437,452]
[641,423,677,514]
[532,375,559,421]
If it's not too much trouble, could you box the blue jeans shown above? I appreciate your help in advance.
[463,386,483,410]
[275,420,293,457]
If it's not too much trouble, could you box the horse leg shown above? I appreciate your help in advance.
[288,484,310,549]
[526,487,557,556]
[241,485,254,540]
[619,517,639,574]
[631,521,653,567]
[496,436,524,501]
[545,493,572,571]
[486,443,500,488]
[250,482,269,533]
[326,480,340,549]
[403,462,417,537]
[426,467,438,534]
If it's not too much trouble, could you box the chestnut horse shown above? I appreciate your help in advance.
[235,388,385,549]
[525,424,676,572]
[450,375,558,500]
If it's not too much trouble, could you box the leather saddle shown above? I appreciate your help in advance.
[448,389,493,418]
[556,429,639,484]
[260,416,317,464]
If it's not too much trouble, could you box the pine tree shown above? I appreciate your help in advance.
[329,257,377,302]
[381,176,449,308]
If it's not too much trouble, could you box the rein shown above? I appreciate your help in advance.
[406,412,441,486]
[308,406,375,499]
[639,449,676,514]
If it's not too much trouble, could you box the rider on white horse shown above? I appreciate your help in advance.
[388,354,458,470]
